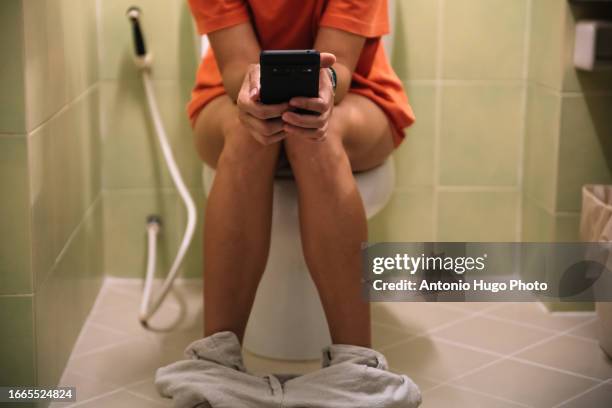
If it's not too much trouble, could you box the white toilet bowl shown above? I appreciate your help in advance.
[202,157,395,360]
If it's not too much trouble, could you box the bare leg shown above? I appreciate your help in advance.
[194,96,280,341]
[284,94,395,347]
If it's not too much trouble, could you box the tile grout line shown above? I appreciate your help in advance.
[522,190,582,218]
[528,78,612,97]
[69,388,125,408]
[551,379,611,408]
[123,387,168,407]
[508,356,603,383]
[516,0,533,241]
[377,302,505,352]
[425,383,531,408]
[432,0,445,241]
[0,133,27,139]
[476,311,596,336]
[25,83,99,139]
[428,335,506,358]
[425,315,606,395]
[395,185,521,194]
[401,79,526,86]
[39,193,103,292]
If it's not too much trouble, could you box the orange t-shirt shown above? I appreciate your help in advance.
[187,0,414,147]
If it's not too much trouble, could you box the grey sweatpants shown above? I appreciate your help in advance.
[155,331,422,408]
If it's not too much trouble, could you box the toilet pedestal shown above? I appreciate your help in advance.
[244,178,330,360]
[203,158,395,360]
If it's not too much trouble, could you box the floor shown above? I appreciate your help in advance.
[50,278,612,408]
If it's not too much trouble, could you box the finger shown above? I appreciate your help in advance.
[318,67,334,98]
[284,123,327,141]
[252,131,287,145]
[320,52,336,69]
[249,64,261,99]
[265,132,287,144]
[248,101,289,120]
[238,94,288,119]
[239,113,285,136]
[282,111,327,129]
[288,97,327,113]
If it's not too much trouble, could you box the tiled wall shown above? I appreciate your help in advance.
[522,1,612,242]
[370,0,529,242]
[98,0,204,278]
[0,0,104,396]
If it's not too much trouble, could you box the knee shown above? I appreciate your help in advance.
[218,118,280,172]
[284,129,349,176]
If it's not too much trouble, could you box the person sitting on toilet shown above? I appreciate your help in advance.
[165,0,418,404]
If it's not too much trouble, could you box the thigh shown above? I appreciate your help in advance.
[192,95,237,168]
[330,93,395,172]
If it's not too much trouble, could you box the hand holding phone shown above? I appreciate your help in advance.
[236,64,289,145]
[261,50,337,142]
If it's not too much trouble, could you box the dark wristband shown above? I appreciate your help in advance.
[327,66,337,92]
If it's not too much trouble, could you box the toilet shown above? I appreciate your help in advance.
[202,158,395,360]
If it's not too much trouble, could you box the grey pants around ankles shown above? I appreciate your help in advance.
[155,331,422,408]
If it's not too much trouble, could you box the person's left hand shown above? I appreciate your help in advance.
[281,52,336,142]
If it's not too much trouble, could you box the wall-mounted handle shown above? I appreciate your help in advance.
[127,6,147,57]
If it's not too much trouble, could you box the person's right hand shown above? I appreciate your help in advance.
[237,64,289,145]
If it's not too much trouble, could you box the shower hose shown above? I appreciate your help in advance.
[127,7,197,328]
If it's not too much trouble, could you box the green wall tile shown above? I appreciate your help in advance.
[36,202,104,386]
[101,79,201,190]
[0,138,32,295]
[521,196,579,243]
[394,82,436,188]
[437,191,519,241]
[45,0,69,120]
[29,123,58,291]
[562,4,612,93]
[528,0,565,90]
[391,0,439,80]
[34,266,58,387]
[523,84,561,212]
[368,188,435,242]
[23,0,98,131]
[556,94,612,212]
[442,0,527,80]
[99,0,198,81]
[554,213,580,242]
[23,0,52,130]
[84,198,105,304]
[0,295,35,387]
[63,0,99,101]
[439,84,522,187]
[104,190,180,277]
[522,196,554,242]
[30,89,102,290]
[0,0,26,133]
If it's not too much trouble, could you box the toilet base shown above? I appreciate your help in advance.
[243,179,331,360]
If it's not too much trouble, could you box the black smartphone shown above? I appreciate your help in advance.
[260,50,320,105]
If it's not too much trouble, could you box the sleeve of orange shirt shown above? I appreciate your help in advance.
[188,0,251,35]
[319,0,389,38]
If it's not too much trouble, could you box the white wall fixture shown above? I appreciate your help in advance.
[574,20,612,71]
